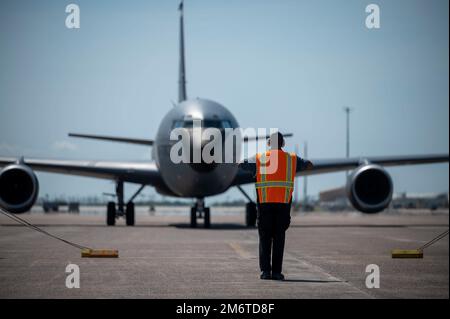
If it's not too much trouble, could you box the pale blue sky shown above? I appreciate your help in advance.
[0,0,448,202]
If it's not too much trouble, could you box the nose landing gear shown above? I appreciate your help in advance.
[190,198,210,228]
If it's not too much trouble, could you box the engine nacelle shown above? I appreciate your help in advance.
[346,164,393,214]
[0,164,39,214]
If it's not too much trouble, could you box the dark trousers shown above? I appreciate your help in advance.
[257,203,291,274]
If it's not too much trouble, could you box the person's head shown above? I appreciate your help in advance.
[267,132,285,150]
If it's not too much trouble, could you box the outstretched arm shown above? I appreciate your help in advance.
[297,156,314,171]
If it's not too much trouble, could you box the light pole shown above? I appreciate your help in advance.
[295,143,299,208]
[303,141,308,210]
[294,142,308,211]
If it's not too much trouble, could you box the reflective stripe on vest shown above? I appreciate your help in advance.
[255,181,294,188]
[285,152,293,203]
[259,152,267,202]
[256,150,297,204]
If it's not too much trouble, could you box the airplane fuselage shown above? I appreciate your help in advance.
[153,98,241,198]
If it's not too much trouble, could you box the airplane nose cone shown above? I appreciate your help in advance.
[189,138,218,172]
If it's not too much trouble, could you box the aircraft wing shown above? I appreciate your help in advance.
[68,133,154,146]
[232,153,449,186]
[0,157,164,186]
[244,133,293,142]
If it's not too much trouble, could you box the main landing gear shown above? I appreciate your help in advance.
[106,181,145,226]
[245,202,257,228]
[190,198,210,228]
[237,186,257,228]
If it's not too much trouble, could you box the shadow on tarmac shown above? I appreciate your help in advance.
[1,223,447,229]
[282,279,344,283]
[171,223,251,229]
[0,223,252,230]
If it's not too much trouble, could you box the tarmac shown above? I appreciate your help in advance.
[0,207,448,299]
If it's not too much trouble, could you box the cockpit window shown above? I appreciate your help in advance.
[172,120,184,128]
[172,120,194,129]
[172,119,233,129]
[202,120,222,128]
[221,120,232,128]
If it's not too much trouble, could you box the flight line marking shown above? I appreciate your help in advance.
[228,242,254,259]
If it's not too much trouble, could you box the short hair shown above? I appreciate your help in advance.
[269,132,284,148]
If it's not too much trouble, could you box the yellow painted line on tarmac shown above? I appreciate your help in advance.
[228,242,253,259]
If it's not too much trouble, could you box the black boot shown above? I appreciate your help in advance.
[260,271,271,280]
[271,273,285,281]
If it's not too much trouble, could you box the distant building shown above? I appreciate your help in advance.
[317,186,449,212]
[318,186,349,211]
[392,193,449,210]
[319,186,346,202]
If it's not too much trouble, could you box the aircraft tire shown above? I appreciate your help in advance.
[126,202,135,226]
[204,207,210,228]
[107,201,116,226]
[245,202,257,227]
[190,206,197,228]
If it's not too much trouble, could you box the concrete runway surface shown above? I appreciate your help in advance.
[0,207,448,299]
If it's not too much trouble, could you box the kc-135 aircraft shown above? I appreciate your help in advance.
[0,1,448,227]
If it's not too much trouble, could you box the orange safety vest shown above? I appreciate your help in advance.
[256,150,297,204]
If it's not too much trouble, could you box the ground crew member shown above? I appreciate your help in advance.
[243,132,313,280]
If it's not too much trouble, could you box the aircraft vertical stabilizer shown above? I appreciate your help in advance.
[178,1,187,103]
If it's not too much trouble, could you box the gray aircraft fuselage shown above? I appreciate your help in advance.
[153,98,241,198]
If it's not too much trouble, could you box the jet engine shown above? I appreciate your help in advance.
[346,164,393,213]
[0,164,39,214]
